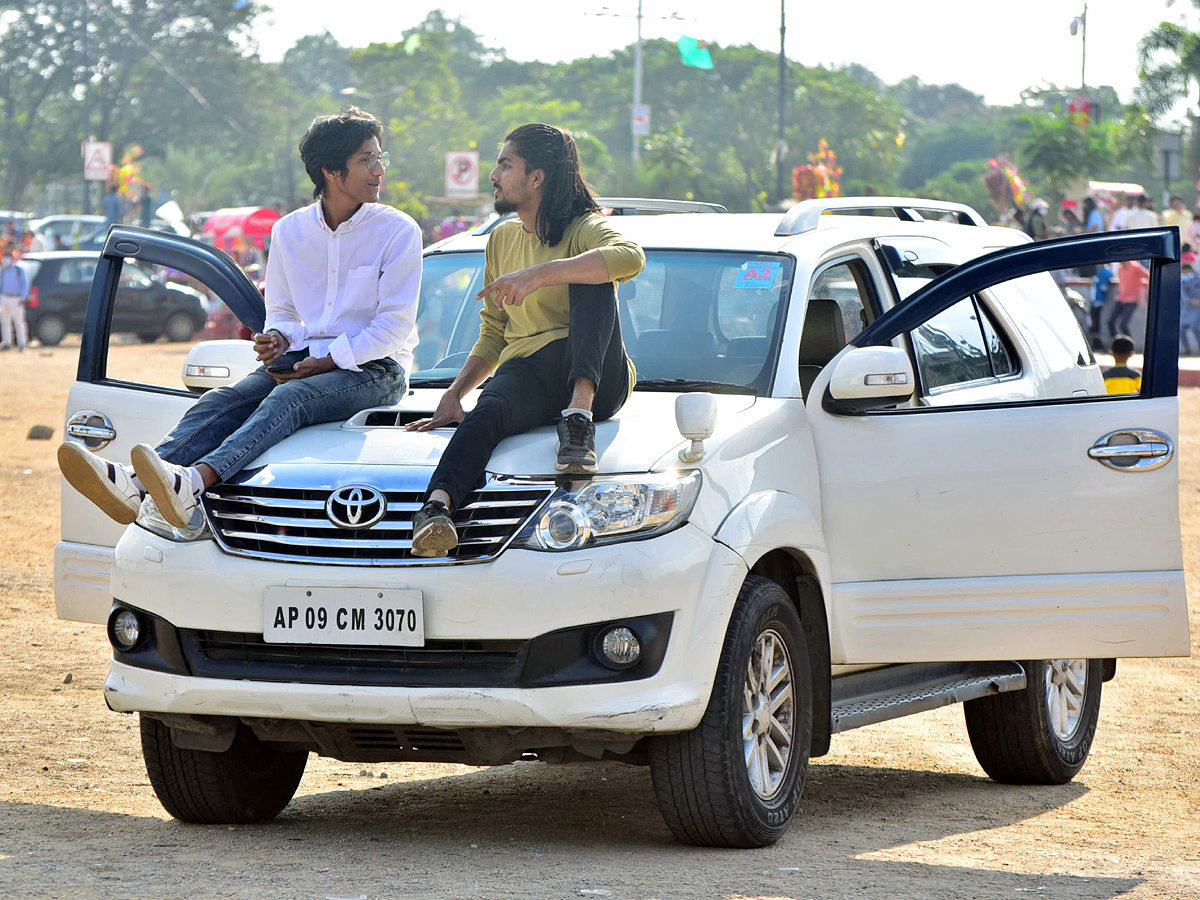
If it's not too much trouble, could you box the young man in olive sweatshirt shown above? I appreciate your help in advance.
[405,123,645,558]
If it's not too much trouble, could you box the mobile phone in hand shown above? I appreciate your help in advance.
[266,348,310,373]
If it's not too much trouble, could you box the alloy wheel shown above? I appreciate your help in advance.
[1044,658,1088,741]
[742,628,795,800]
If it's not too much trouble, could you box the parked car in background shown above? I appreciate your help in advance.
[19,251,207,345]
[29,215,107,250]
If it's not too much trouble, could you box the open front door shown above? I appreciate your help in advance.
[807,228,1189,663]
[55,227,264,623]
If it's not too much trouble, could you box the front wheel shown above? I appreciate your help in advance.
[964,658,1102,784]
[649,575,812,847]
[140,714,308,824]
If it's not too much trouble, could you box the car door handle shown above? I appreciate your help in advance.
[1088,428,1173,472]
[65,411,116,450]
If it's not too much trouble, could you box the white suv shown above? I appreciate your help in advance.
[55,199,1190,847]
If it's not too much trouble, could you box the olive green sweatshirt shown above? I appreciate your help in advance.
[470,212,646,371]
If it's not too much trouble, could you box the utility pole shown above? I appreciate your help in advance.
[81,0,91,215]
[776,0,786,204]
[1071,5,1087,90]
[633,0,643,168]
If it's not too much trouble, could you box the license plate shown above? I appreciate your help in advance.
[263,586,424,647]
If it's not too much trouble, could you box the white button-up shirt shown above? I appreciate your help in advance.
[263,201,421,374]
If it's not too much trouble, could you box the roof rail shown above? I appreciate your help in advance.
[474,196,727,235]
[775,197,988,237]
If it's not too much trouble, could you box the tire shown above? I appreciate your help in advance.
[649,575,812,847]
[137,332,160,343]
[34,314,65,346]
[140,714,308,824]
[964,658,1102,784]
[164,312,196,343]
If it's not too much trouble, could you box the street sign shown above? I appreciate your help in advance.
[1154,132,1183,181]
[444,151,479,199]
[632,103,651,137]
[82,141,112,182]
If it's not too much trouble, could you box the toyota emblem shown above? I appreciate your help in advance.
[325,484,387,530]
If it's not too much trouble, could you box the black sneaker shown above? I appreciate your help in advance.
[555,412,597,474]
[410,500,457,558]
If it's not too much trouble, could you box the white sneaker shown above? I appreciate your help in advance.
[130,443,200,529]
[57,442,144,525]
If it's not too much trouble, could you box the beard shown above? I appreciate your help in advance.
[494,197,518,215]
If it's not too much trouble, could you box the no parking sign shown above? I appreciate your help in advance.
[445,151,479,199]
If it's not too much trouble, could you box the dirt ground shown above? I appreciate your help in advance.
[0,342,1197,900]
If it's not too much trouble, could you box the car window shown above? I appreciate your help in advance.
[410,250,793,394]
[911,297,993,391]
[979,301,1017,378]
[16,260,40,284]
[104,259,225,391]
[57,259,99,285]
[412,254,485,373]
[809,260,878,343]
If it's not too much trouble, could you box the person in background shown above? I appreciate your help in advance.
[102,184,122,228]
[1181,263,1200,356]
[1089,262,1115,350]
[139,187,154,229]
[1125,195,1160,230]
[1103,335,1141,395]
[0,245,29,352]
[1026,199,1050,240]
[1183,242,1197,267]
[1109,259,1148,340]
[1083,196,1104,233]
[1164,195,1193,235]
[1109,194,1136,231]
[1060,206,1082,235]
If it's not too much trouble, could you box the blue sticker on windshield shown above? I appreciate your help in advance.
[733,260,781,290]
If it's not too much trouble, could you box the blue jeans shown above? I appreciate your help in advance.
[155,358,405,481]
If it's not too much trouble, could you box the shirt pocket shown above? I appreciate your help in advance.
[342,265,379,311]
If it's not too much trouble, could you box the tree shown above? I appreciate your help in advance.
[1017,113,1116,203]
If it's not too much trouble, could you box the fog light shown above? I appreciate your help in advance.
[109,608,143,652]
[599,626,641,669]
[536,501,592,551]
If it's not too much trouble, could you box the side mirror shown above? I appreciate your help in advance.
[822,346,915,415]
[181,340,258,395]
[675,393,718,462]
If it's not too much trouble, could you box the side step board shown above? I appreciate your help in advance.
[830,661,1027,734]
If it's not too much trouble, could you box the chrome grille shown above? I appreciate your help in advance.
[202,468,554,566]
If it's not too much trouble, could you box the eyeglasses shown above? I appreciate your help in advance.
[359,151,391,171]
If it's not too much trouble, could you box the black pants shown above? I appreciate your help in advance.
[1108,301,1137,339]
[428,282,630,510]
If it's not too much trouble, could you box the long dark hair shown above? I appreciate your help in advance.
[504,124,599,246]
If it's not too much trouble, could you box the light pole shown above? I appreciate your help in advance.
[340,85,405,150]
[777,0,787,205]
[1071,5,1088,90]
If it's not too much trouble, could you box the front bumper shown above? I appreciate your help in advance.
[105,523,749,733]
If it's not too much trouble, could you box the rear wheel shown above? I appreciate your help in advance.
[649,575,812,847]
[140,714,308,824]
[34,314,65,346]
[164,312,196,343]
[964,658,1102,784]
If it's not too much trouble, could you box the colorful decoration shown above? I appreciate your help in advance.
[792,140,843,201]
[983,155,1030,213]
[109,144,146,199]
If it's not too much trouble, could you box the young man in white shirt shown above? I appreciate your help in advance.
[58,107,421,529]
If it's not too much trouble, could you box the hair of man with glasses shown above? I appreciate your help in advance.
[299,106,384,199]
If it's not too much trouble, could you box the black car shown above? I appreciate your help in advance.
[17,251,208,346]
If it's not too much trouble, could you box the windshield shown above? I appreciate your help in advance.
[412,250,793,394]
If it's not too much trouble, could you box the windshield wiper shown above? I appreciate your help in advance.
[635,379,756,395]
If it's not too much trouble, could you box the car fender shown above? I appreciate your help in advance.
[713,490,831,595]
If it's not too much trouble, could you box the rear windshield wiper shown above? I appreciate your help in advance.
[635,379,757,395]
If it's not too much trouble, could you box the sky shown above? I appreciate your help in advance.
[253,0,1198,113]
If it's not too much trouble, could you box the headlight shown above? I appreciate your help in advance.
[135,495,212,542]
[518,471,701,551]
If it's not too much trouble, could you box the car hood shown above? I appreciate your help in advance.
[247,389,757,476]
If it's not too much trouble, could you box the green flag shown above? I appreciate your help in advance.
[677,36,713,70]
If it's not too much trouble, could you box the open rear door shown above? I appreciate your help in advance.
[55,227,264,623]
[807,227,1189,663]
